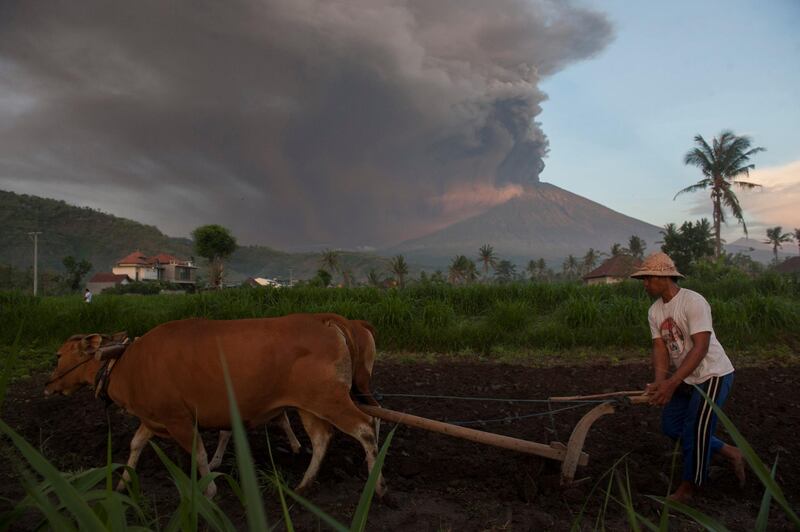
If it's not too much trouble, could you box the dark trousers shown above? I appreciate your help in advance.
[661,373,734,485]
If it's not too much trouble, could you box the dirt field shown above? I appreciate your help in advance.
[2,359,798,531]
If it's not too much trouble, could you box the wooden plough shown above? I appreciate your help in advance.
[358,390,650,487]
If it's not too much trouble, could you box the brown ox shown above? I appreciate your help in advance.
[209,315,380,470]
[44,315,384,498]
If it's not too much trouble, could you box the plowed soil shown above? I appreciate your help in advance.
[2,360,798,531]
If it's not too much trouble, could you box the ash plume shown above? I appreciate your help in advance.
[0,0,612,248]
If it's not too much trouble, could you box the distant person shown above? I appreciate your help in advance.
[631,252,745,503]
[84,288,93,303]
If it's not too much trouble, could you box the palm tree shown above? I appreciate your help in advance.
[627,236,646,260]
[581,248,603,275]
[562,255,579,278]
[675,131,765,257]
[493,260,516,284]
[366,269,383,288]
[448,255,477,285]
[478,244,498,280]
[526,259,538,281]
[795,228,800,256]
[764,226,794,264]
[610,243,625,257]
[319,249,340,273]
[390,255,409,288]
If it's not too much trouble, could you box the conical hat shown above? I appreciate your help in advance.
[630,252,684,278]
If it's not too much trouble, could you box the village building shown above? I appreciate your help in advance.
[86,273,133,294]
[582,255,642,285]
[111,251,197,285]
[774,256,800,274]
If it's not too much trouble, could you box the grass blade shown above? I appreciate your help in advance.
[695,386,799,527]
[350,427,395,532]
[648,496,730,531]
[281,488,349,532]
[0,418,107,531]
[755,457,779,532]
[265,427,295,532]
[218,345,269,531]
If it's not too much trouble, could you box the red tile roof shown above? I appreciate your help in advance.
[583,255,642,280]
[117,251,150,265]
[116,251,193,267]
[89,273,132,283]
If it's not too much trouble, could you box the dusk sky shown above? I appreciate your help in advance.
[1,0,797,250]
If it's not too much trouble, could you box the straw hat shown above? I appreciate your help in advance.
[630,252,684,279]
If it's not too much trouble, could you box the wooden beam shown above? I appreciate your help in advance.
[358,404,587,465]
[549,390,647,402]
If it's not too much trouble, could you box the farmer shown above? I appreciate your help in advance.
[631,252,745,503]
[84,288,93,303]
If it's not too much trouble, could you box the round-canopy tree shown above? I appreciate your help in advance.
[192,224,237,288]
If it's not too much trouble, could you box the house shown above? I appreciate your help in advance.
[86,273,133,293]
[583,255,642,285]
[112,251,197,285]
[774,256,800,274]
[245,277,284,288]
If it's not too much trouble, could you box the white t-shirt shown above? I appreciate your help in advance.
[84,291,93,303]
[648,288,733,384]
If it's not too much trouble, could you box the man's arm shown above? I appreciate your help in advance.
[650,337,670,383]
[649,332,711,406]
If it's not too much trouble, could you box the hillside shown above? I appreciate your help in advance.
[0,190,391,282]
[386,182,664,267]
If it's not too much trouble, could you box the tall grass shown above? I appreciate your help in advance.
[2,276,798,378]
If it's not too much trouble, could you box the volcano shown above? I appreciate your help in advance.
[384,182,663,267]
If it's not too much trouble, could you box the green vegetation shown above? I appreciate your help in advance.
[192,224,238,288]
[2,271,798,380]
[675,130,765,257]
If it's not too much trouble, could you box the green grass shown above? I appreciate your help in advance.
[2,276,798,380]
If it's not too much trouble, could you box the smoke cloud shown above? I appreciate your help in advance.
[0,0,612,248]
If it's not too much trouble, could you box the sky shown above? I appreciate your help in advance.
[539,0,800,245]
[0,0,797,250]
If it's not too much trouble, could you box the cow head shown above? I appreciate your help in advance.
[44,333,105,396]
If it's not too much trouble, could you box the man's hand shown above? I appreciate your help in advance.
[646,379,679,406]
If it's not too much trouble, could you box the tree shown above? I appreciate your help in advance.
[319,249,340,273]
[192,225,238,289]
[562,255,579,279]
[366,269,383,288]
[478,244,498,280]
[493,260,517,284]
[610,243,625,257]
[795,228,800,256]
[658,219,714,274]
[448,255,477,285]
[764,226,794,264]
[675,131,765,257]
[314,269,332,288]
[390,255,409,288]
[627,235,646,260]
[62,256,92,292]
[581,248,603,275]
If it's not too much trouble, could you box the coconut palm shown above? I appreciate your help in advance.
[478,244,498,280]
[448,255,477,285]
[675,131,765,257]
[795,228,800,256]
[390,255,409,288]
[562,254,579,278]
[627,235,646,260]
[764,226,794,264]
[610,243,625,257]
[581,248,604,275]
[319,249,340,273]
[366,269,383,288]
[493,260,516,284]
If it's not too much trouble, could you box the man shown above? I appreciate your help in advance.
[84,288,93,303]
[631,252,745,503]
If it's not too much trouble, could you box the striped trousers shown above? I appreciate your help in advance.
[661,373,734,485]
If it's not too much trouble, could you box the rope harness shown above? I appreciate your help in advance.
[45,356,94,386]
